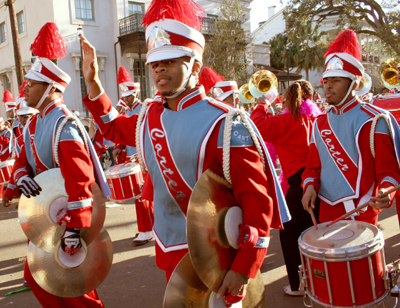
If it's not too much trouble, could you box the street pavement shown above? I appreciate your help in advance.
[1,197,399,308]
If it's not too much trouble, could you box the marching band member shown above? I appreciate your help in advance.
[12,81,29,139]
[251,79,321,296]
[12,22,107,308]
[199,67,240,107]
[81,0,289,301]
[302,29,400,226]
[111,66,154,246]
[0,110,13,200]
[3,100,38,207]
[3,90,17,125]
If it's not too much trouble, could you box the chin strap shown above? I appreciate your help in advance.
[165,54,196,99]
[35,83,55,109]
[336,79,357,107]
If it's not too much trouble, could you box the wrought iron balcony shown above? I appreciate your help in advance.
[118,14,216,37]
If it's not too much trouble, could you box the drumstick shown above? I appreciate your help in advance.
[326,184,400,227]
[309,208,318,230]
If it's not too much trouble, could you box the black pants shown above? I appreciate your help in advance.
[279,167,320,291]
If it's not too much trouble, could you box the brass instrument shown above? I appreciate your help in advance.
[239,83,254,105]
[355,73,372,97]
[248,70,278,99]
[378,58,399,90]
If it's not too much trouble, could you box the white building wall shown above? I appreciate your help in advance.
[0,0,253,119]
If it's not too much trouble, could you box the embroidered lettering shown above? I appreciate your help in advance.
[233,130,251,142]
[151,129,186,200]
[320,129,349,171]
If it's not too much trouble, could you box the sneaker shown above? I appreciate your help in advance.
[283,284,302,296]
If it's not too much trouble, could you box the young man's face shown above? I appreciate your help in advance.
[323,77,353,105]
[124,92,139,107]
[6,109,15,119]
[24,79,49,107]
[149,56,194,97]
[18,114,33,126]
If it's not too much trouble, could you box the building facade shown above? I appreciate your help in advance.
[251,6,389,96]
[0,0,253,119]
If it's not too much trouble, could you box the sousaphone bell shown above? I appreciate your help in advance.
[239,84,255,105]
[378,58,400,90]
[355,73,372,97]
[248,70,278,99]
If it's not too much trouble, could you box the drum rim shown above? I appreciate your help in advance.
[305,289,388,308]
[298,221,383,259]
[104,163,141,178]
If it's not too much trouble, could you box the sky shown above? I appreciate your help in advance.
[250,0,284,32]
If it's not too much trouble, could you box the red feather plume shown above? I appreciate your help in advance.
[199,67,225,93]
[19,80,28,98]
[142,0,207,30]
[324,29,361,60]
[30,22,66,60]
[117,66,133,84]
[3,90,14,103]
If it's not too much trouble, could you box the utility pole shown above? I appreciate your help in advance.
[5,0,24,86]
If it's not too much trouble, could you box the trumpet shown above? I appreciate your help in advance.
[239,84,254,105]
[248,70,278,99]
[378,58,399,90]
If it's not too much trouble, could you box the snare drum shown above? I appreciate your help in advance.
[0,159,15,185]
[104,162,144,202]
[298,220,388,308]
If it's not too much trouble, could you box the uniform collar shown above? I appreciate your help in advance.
[330,96,359,115]
[163,86,207,111]
[41,98,63,118]
[130,100,142,111]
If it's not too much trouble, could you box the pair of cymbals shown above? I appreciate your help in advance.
[28,228,113,298]
[19,168,106,253]
[164,254,265,308]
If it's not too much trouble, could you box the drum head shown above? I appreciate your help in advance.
[299,220,383,259]
[104,162,141,179]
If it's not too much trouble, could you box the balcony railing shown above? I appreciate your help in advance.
[119,14,216,37]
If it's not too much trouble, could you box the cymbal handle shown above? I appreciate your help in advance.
[225,291,246,307]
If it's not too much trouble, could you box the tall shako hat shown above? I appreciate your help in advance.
[199,67,239,101]
[323,29,364,106]
[117,66,140,97]
[142,0,206,98]
[15,80,28,110]
[3,90,16,112]
[25,22,71,109]
[17,100,39,116]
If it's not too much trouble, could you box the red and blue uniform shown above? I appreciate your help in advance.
[302,98,400,225]
[13,98,107,308]
[84,86,290,280]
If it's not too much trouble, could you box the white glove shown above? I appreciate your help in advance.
[16,175,42,198]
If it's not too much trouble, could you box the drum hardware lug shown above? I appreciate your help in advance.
[388,262,400,297]
[298,265,308,289]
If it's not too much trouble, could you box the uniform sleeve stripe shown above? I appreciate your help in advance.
[381,176,399,187]
[303,178,314,187]
[100,108,119,124]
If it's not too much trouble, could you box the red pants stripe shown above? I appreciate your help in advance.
[24,260,105,308]
[135,199,154,233]
[155,241,188,282]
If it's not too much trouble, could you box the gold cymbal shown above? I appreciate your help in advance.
[164,254,210,308]
[164,254,265,308]
[19,168,106,253]
[27,228,113,298]
[187,168,239,292]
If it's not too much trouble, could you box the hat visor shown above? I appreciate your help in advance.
[25,71,48,83]
[5,107,15,112]
[121,91,135,97]
[17,107,38,115]
[146,49,194,65]
[322,70,356,80]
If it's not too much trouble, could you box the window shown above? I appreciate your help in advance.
[16,11,25,34]
[1,74,10,92]
[0,22,6,43]
[128,1,145,15]
[133,60,148,101]
[75,0,94,20]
